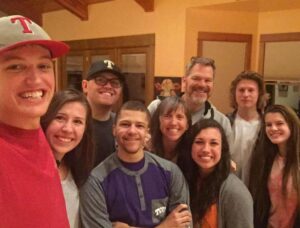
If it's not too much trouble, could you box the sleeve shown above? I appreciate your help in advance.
[80,175,112,228]
[168,164,190,211]
[220,175,254,228]
[147,99,161,116]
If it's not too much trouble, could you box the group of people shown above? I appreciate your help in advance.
[0,14,299,228]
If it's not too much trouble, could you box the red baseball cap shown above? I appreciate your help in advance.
[0,15,69,58]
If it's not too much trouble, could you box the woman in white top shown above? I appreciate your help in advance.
[41,89,94,228]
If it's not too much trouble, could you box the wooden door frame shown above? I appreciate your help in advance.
[259,32,300,76]
[197,32,252,70]
[57,34,155,104]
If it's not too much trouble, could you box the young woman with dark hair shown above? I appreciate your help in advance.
[182,119,253,228]
[249,105,300,228]
[41,89,94,228]
[149,96,191,165]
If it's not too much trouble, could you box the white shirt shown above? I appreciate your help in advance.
[61,171,80,228]
[230,114,261,185]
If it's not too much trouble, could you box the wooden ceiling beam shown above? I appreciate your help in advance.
[134,0,154,12]
[55,0,88,20]
[0,0,42,25]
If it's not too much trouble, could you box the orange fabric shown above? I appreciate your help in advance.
[200,203,218,228]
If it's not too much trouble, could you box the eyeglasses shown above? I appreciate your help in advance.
[94,77,122,88]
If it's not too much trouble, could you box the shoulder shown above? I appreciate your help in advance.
[145,152,183,175]
[90,153,119,182]
[220,174,252,201]
[147,99,161,115]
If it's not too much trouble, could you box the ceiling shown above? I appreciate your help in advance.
[0,0,154,25]
[200,0,300,12]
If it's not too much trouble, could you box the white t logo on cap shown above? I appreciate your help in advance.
[11,16,33,34]
[104,60,115,69]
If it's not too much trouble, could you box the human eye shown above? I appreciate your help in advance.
[95,77,106,85]
[6,64,26,72]
[176,114,185,120]
[210,141,219,146]
[38,62,53,72]
[194,139,203,145]
[54,114,65,122]
[73,118,85,125]
[110,79,121,88]
[136,123,145,129]
[162,113,171,119]
[120,122,130,128]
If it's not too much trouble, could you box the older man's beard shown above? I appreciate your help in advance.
[186,86,210,107]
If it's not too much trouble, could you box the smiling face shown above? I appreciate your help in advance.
[183,64,214,109]
[159,107,188,143]
[0,45,54,129]
[265,112,291,150]
[45,101,87,161]
[235,79,259,110]
[113,110,149,161]
[191,127,222,176]
[82,72,122,108]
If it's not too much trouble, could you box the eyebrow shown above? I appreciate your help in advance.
[0,55,52,63]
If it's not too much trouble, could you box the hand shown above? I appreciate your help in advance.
[230,160,237,172]
[112,222,130,228]
[156,204,192,228]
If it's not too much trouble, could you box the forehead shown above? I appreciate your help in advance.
[161,105,185,115]
[117,110,149,124]
[93,71,119,79]
[196,127,221,139]
[0,44,51,61]
[265,112,285,122]
[187,64,214,78]
[236,79,258,88]
[59,101,86,113]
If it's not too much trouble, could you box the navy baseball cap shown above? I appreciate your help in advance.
[86,60,125,82]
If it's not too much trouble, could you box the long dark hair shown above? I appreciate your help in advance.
[150,96,191,163]
[182,119,230,223]
[249,104,300,227]
[41,89,95,188]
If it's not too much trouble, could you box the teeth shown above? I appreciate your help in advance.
[57,137,72,142]
[21,90,43,99]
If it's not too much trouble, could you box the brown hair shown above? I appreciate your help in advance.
[230,70,265,112]
[41,89,95,188]
[185,56,216,77]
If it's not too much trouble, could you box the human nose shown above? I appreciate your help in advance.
[24,66,41,84]
[201,143,210,152]
[62,121,73,132]
[127,124,137,134]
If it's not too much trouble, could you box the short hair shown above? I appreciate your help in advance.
[185,56,216,76]
[41,89,94,188]
[115,100,151,124]
[230,71,265,112]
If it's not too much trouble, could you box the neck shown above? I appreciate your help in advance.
[0,115,40,130]
[162,138,177,160]
[91,104,112,121]
[237,108,259,121]
[182,94,205,113]
[117,149,144,163]
[57,162,69,180]
[278,143,287,157]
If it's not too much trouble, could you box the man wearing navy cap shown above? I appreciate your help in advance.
[82,60,127,166]
[0,15,70,227]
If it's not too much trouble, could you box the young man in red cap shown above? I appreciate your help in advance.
[0,15,70,227]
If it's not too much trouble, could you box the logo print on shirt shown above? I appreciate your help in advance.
[154,206,166,217]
